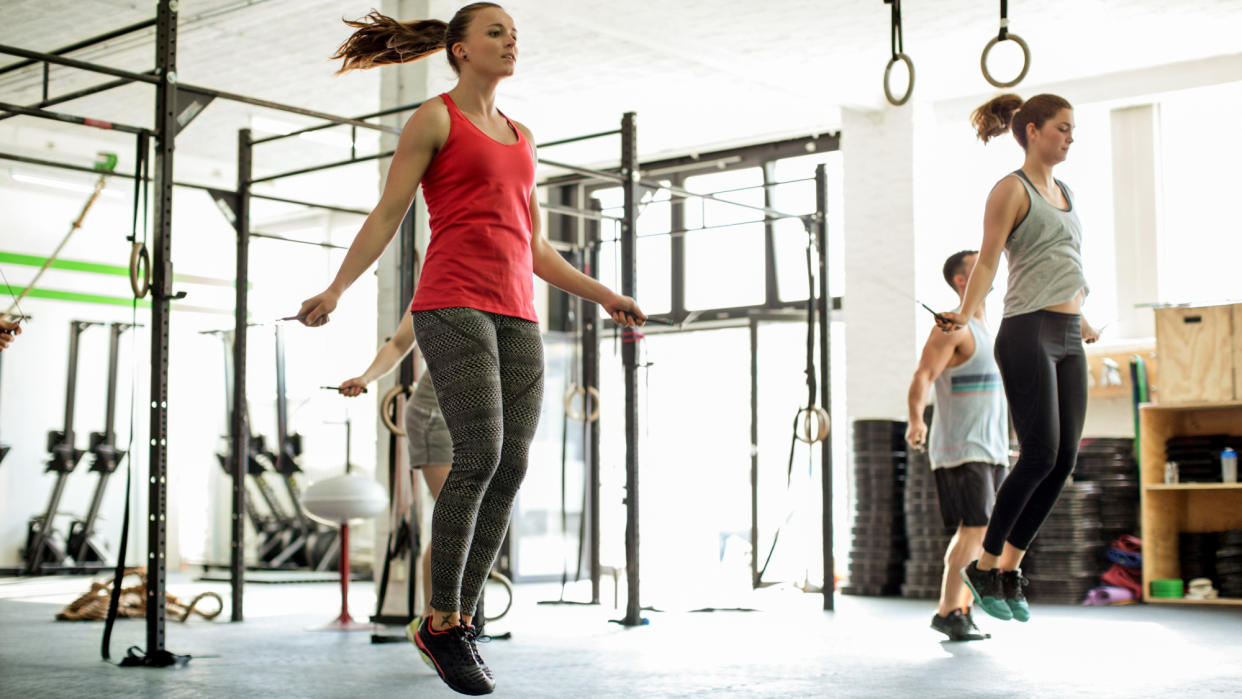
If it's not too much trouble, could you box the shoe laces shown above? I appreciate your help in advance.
[1002,571,1029,600]
[462,625,486,665]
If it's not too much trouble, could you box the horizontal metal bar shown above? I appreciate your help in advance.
[250,102,424,145]
[598,215,805,243]
[249,150,394,184]
[0,45,405,137]
[541,201,622,222]
[0,19,157,78]
[250,193,369,216]
[0,43,161,85]
[540,157,803,220]
[0,100,151,135]
[0,152,371,216]
[251,232,349,251]
[536,129,621,149]
[638,177,801,221]
[178,84,401,136]
[604,304,810,336]
[537,158,627,184]
[0,74,146,124]
[690,177,816,198]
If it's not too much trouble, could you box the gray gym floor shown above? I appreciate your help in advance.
[1,574,1239,698]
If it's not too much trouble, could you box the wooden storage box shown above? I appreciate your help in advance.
[1155,303,1241,403]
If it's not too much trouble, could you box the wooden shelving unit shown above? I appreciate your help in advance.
[1139,400,1242,605]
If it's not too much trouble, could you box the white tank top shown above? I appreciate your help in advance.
[929,317,1009,469]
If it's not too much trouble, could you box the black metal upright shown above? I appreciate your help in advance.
[815,163,834,611]
[749,317,760,587]
[146,0,178,654]
[583,199,602,605]
[230,128,252,622]
[619,112,642,626]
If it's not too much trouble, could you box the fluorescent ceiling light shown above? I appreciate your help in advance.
[10,172,126,199]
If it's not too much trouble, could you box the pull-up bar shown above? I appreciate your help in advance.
[0,43,401,135]
[538,157,806,222]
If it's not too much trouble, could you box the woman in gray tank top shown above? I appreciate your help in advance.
[936,93,1102,624]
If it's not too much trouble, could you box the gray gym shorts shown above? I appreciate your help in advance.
[405,402,452,468]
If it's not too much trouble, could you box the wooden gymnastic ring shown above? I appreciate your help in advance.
[381,384,411,437]
[129,242,150,299]
[795,406,830,444]
[980,33,1030,88]
[584,386,600,422]
[564,385,601,423]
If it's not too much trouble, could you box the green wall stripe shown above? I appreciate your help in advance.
[13,285,150,308]
[0,250,241,287]
[7,286,233,316]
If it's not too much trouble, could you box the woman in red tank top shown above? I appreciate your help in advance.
[294,5,644,694]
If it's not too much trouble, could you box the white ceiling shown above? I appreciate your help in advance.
[3,0,1242,182]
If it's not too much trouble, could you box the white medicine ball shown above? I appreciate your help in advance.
[302,474,387,525]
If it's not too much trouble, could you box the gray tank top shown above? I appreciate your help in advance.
[929,317,1009,469]
[1002,170,1089,318]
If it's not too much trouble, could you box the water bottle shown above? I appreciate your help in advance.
[1223,448,1238,484]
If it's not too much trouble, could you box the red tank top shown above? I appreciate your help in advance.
[410,93,537,322]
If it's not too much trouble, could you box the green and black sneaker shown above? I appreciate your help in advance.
[959,561,1013,621]
[1001,570,1031,622]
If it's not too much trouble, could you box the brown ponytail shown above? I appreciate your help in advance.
[332,3,503,75]
[971,93,1073,149]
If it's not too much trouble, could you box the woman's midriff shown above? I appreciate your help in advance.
[1043,289,1085,315]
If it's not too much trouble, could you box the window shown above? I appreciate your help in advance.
[1157,82,1242,305]
[683,168,766,310]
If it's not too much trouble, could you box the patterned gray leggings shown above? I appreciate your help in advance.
[411,307,544,615]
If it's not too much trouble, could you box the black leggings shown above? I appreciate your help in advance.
[412,307,544,615]
[983,310,1088,557]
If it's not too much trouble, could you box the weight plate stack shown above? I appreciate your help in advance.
[847,419,908,596]
[1166,435,1233,483]
[1179,531,1220,586]
[901,446,953,598]
[1024,481,1106,603]
[1218,536,1242,598]
[1075,438,1139,544]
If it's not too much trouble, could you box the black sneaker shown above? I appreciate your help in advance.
[462,623,494,681]
[1000,570,1031,622]
[930,609,989,641]
[962,608,991,639]
[959,561,1013,621]
[413,617,495,695]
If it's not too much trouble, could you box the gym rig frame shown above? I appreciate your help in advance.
[0,4,840,664]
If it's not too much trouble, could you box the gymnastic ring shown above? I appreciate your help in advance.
[795,406,830,444]
[883,53,915,107]
[129,242,151,299]
[980,33,1030,88]
[381,384,410,437]
[564,385,601,423]
[583,386,600,423]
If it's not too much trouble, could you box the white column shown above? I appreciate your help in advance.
[1110,104,1162,339]
[841,106,919,422]
[374,0,457,616]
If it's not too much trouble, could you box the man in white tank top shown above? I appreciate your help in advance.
[906,251,1010,642]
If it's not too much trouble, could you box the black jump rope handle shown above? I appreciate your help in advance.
[321,385,368,394]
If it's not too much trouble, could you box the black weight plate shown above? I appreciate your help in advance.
[841,585,899,596]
